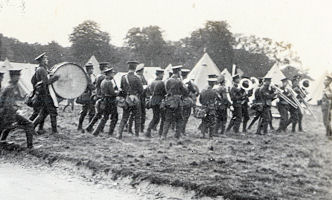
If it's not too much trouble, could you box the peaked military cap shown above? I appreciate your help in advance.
[232,74,240,81]
[208,77,218,82]
[9,69,22,76]
[172,65,182,70]
[35,52,46,62]
[281,77,289,82]
[135,63,145,72]
[264,77,272,82]
[104,67,116,74]
[156,68,164,74]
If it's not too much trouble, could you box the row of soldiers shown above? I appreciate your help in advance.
[0,52,315,148]
[75,60,309,140]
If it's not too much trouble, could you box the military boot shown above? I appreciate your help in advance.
[50,116,58,134]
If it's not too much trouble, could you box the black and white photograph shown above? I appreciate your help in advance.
[0,0,331,199]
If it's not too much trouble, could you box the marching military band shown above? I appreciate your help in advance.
[0,52,331,149]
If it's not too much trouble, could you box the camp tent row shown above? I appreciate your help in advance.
[1,54,322,105]
[0,58,36,96]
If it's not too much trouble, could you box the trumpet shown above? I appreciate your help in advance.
[271,84,298,109]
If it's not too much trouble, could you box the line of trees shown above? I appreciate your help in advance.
[0,20,303,77]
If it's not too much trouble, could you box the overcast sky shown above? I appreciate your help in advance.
[0,0,331,78]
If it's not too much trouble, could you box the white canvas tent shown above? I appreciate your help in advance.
[221,68,233,88]
[163,64,173,81]
[143,67,159,84]
[264,64,286,86]
[308,71,328,105]
[186,53,221,91]
[86,55,101,75]
[0,58,36,96]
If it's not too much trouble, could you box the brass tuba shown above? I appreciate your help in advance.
[239,78,253,91]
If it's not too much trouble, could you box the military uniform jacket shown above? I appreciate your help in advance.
[215,86,231,110]
[0,82,20,123]
[230,84,243,106]
[149,78,166,106]
[101,78,117,99]
[200,86,217,105]
[96,74,106,97]
[259,85,275,106]
[120,71,144,97]
[278,86,292,105]
[165,74,188,96]
[32,65,56,95]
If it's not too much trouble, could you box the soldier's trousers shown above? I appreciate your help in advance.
[277,103,289,131]
[118,103,141,138]
[259,106,271,134]
[93,101,118,136]
[201,113,215,138]
[1,114,33,148]
[78,103,95,129]
[215,108,227,135]
[162,106,183,139]
[242,104,250,132]
[286,106,299,132]
[128,99,146,133]
[33,95,58,133]
[30,106,44,130]
[227,104,242,133]
[181,106,191,134]
[146,105,165,136]
[298,110,303,131]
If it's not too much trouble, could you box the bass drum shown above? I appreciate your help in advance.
[51,62,88,99]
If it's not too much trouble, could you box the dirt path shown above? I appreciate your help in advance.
[1,104,331,199]
[0,161,141,200]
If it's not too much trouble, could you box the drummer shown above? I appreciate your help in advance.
[31,52,60,134]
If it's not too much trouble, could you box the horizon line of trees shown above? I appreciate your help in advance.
[0,20,306,77]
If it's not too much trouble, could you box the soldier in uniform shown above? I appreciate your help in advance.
[0,71,4,91]
[85,62,109,133]
[31,53,60,134]
[321,73,332,136]
[77,63,96,132]
[240,77,253,133]
[256,77,276,135]
[117,61,144,139]
[276,78,292,132]
[214,75,231,135]
[161,65,188,140]
[181,69,199,135]
[226,74,244,133]
[92,68,118,136]
[199,77,218,138]
[128,64,148,133]
[248,78,263,130]
[292,75,305,132]
[145,69,166,137]
[0,69,34,148]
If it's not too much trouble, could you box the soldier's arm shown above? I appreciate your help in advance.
[136,77,144,94]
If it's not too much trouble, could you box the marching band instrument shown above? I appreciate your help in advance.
[51,62,88,99]
[270,84,298,109]
[239,78,254,91]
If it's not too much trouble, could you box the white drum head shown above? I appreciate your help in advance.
[52,62,88,99]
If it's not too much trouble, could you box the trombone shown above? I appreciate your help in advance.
[287,86,316,118]
[270,84,298,109]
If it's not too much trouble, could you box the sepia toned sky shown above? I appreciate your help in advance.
[0,0,331,78]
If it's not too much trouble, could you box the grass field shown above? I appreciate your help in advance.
[1,104,331,200]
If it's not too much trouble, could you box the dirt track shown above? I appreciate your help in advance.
[1,104,332,200]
